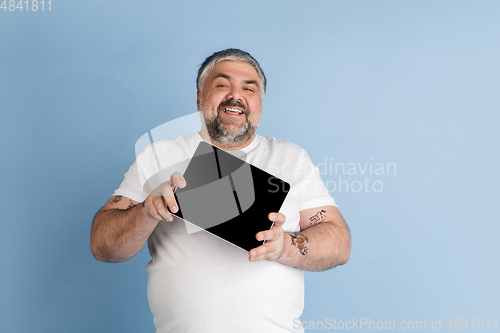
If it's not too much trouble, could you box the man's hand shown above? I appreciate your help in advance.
[143,172,186,222]
[248,213,286,262]
[91,172,187,262]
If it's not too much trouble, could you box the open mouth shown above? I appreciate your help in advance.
[223,107,244,115]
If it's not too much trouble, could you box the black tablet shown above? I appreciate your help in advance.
[171,140,290,252]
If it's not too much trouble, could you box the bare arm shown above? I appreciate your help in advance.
[280,206,350,271]
[90,173,186,263]
[249,205,351,271]
[90,195,157,262]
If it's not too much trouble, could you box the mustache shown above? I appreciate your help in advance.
[217,100,249,115]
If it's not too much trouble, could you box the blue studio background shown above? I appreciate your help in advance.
[1,1,499,332]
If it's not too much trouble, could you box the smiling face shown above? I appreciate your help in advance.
[197,60,264,149]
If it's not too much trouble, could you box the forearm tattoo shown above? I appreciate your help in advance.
[126,200,136,210]
[309,209,327,226]
[109,195,137,210]
[290,233,309,255]
[110,195,123,205]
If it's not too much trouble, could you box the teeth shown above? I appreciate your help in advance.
[225,108,243,114]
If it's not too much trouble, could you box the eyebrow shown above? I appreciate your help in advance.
[214,73,231,80]
[243,79,260,87]
[213,73,260,88]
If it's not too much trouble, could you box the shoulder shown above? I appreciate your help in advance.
[252,136,316,179]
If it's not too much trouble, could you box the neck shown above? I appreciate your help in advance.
[198,130,256,150]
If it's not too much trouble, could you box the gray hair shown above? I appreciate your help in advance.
[196,48,267,95]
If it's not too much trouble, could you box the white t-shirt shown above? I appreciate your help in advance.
[114,132,336,333]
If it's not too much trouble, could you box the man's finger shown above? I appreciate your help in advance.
[145,196,171,221]
[254,213,286,241]
[249,243,281,262]
[152,196,174,222]
[160,184,179,214]
[256,228,280,241]
[269,214,285,231]
[249,244,270,261]
[271,221,285,229]
[170,172,186,188]
[144,199,162,221]
[269,212,286,227]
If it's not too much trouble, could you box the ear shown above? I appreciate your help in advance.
[196,90,201,111]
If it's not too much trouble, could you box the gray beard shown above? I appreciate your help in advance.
[203,109,258,148]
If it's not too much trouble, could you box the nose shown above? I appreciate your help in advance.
[226,85,243,102]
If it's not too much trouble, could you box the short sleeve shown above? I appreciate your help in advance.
[113,160,149,203]
[113,136,195,203]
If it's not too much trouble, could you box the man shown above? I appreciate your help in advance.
[91,48,351,332]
